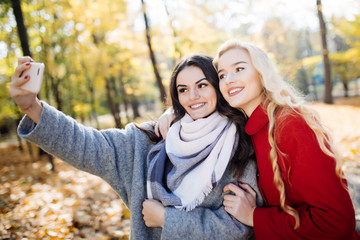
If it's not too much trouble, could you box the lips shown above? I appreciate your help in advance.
[190,103,205,109]
[228,87,243,96]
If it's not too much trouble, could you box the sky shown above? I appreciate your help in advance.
[255,0,360,29]
[1,0,359,59]
[127,0,360,33]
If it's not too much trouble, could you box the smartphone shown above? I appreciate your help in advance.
[21,62,45,94]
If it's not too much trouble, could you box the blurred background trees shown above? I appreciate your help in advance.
[1,0,359,139]
[1,1,359,238]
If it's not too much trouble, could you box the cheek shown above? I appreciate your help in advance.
[251,72,262,90]
[210,95,217,109]
[219,82,226,95]
[254,78,263,94]
[208,90,218,104]
[178,95,187,107]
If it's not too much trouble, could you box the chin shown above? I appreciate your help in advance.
[228,100,243,109]
[227,102,237,108]
[191,114,205,120]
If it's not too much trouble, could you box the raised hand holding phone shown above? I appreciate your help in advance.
[9,57,44,123]
[21,62,44,94]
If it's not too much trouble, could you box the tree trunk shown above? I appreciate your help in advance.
[131,99,141,119]
[11,0,30,150]
[15,117,24,152]
[118,72,131,122]
[51,78,63,111]
[317,0,333,104]
[141,0,167,105]
[86,77,99,129]
[91,87,100,128]
[11,0,55,170]
[105,77,122,128]
[341,76,349,98]
[11,0,31,57]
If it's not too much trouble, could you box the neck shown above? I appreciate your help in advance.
[242,96,264,117]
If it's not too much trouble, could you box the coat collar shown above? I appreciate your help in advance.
[245,104,269,135]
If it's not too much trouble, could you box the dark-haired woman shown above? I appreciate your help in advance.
[9,54,261,239]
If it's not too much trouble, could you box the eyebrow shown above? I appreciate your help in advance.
[217,61,247,74]
[176,77,207,88]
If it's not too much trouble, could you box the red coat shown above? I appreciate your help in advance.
[246,105,359,240]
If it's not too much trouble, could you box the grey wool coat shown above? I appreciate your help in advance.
[18,102,262,240]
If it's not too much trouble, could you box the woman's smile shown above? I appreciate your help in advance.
[228,87,244,96]
[190,102,206,109]
[177,66,217,120]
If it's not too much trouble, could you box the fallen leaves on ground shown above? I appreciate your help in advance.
[0,97,359,239]
[310,99,360,227]
[0,145,130,239]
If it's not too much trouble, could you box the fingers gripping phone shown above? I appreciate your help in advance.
[21,62,45,94]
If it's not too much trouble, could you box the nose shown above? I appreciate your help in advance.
[224,72,236,84]
[189,88,200,99]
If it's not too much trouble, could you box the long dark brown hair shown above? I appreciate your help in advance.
[139,53,254,177]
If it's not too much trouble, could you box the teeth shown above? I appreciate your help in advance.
[229,88,241,94]
[190,103,204,109]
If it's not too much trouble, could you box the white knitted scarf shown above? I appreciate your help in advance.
[147,111,237,211]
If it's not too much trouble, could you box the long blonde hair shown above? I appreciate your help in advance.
[213,39,344,229]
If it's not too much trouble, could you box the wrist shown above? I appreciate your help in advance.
[249,207,256,227]
[25,98,42,123]
[159,207,165,227]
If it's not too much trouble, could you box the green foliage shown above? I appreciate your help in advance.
[0,78,18,136]
[300,14,360,94]
[0,0,360,132]
[332,15,360,82]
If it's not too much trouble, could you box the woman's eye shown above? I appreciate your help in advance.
[178,88,187,93]
[218,74,225,80]
[198,83,208,88]
[235,67,244,72]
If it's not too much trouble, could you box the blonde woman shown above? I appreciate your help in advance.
[213,39,359,239]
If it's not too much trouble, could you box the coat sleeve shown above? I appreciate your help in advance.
[18,101,154,206]
[253,115,356,239]
[161,160,261,240]
[161,206,253,240]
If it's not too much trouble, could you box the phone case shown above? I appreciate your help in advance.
[21,62,45,94]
